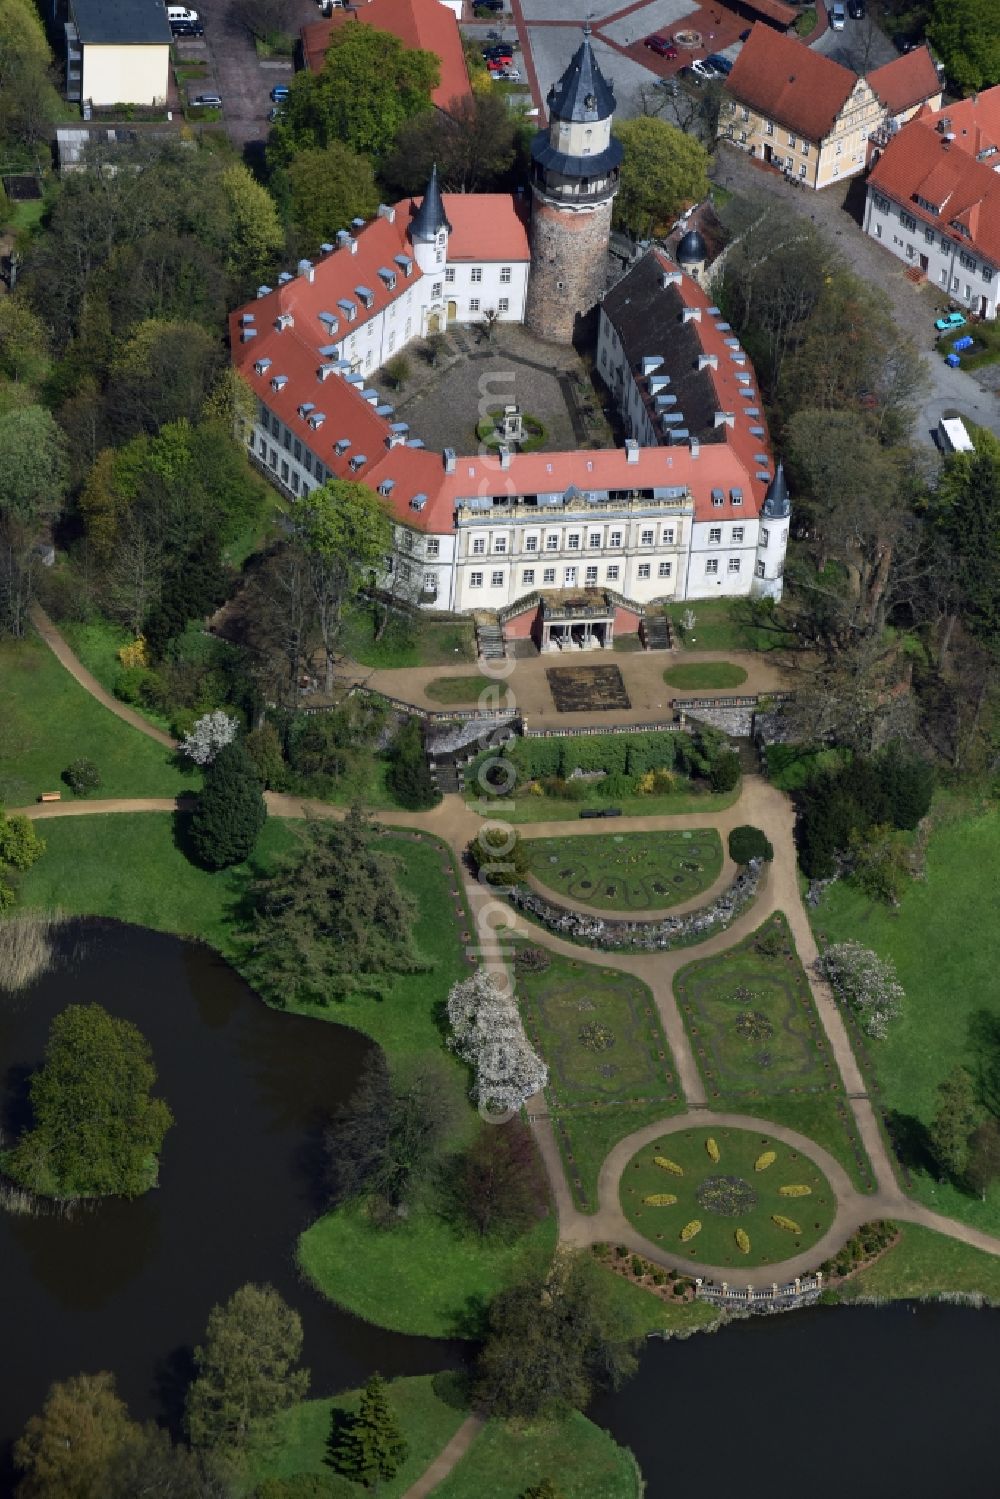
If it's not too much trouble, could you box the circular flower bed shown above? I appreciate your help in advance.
[620,1126,836,1267]
[696,1174,758,1217]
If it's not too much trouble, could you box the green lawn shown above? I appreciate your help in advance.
[341,605,476,669]
[662,662,748,690]
[728,1092,874,1194]
[434,1411,641,1499]
[664,598,794,653]
[523,828,723,912]
[621,1124,836,1268]
[243,1375,468,1495]
[298,1199,557,1340]
[839,1224,1000,1303]
[470,783,740,824]
[0,635,192,804]
[589,1260,722,1338]
[59,618,174,734]
[811,799,1000,1234]
[514,946,682,1210]
[424,674,510,706]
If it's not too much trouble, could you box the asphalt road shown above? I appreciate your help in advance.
[811,9,898,74]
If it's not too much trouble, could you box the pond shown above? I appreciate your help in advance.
[590,1300,1000,1496]
[0,921,458,1489]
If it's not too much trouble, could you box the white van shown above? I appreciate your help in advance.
[167,6,200,22]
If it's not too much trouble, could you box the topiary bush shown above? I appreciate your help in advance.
[709,751,741,793]
[728,825,774,865]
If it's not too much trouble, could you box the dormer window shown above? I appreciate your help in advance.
[254,357,272,376]
[377,267,397,291]
[337,298,357,322]
[349,454,367,471]
[275,312,293,331]
[335,438,351,455]
[270,374,288,392]
[307,412,326,430]
[355,286,374,309]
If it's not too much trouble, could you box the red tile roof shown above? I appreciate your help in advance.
[230,207,767,536]
[869,93,1000,266]
[866,45,941,118]
[741,0,797,26]
[301,0,471,113]
[725,23,858,142]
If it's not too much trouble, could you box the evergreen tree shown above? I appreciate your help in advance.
[5,1004,173,1199]
[242,808,419,1003]
[330,1374,407,1492]
[189,738,267,871]
[386,718,440,810]
[186,1284,309,1452]
[929,1065,980,1179]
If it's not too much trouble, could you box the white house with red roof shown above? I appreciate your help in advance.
[230,33,788,648]
[864,87,1000,319]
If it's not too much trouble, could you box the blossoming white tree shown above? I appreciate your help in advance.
[817,941,905,1040]
[180,711,239,767]
[446,969,548,1115]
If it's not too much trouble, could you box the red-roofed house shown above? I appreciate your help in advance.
[230,36,788,646]
[719,25,883,188]
[867,45,942,129]
[301,0,471,113]
[864,87,1000,318]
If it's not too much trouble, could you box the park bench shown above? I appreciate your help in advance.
[38,792,61,802]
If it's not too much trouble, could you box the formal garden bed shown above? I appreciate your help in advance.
[424,673,510,706]
[620,1126,837,1268]
[522,828,724,912]
[513,944,682,1209]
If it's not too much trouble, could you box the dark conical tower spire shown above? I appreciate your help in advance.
[409,164,452,243]
[762,461,790,518]
[547,25,617,123]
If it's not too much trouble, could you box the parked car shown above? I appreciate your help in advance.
[482,44,514,59]
[848,0,865,16]
[167,4,199,20]
[270,84,289,102]
[935,310,967,331]
[705,52,733,74]
[190,92,222,107]
[495,67,522,81]
[690,57,721,80]
[170,18,204,34]
[643,34,678,57]
[829,2,846,27]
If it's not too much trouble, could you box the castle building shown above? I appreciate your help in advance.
[523,28,622,344]
[229,32,789,651]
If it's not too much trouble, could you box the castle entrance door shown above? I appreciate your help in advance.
[447,300,457,323]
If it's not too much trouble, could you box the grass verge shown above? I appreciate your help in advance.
[242,1375,467,1496]
[838,1224,1000,1303]
[468,784,740,824]
[0,634,192,804]
[811,798,1000,1234]
[434,1410,641,1499]
[341,605,476,669]
[589,1262,722,1337]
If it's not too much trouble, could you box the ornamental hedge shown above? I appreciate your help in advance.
[728,825,774,865]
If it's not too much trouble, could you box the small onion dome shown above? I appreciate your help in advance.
[676,227,707,265]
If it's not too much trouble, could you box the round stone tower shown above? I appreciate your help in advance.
[523,27,622,344]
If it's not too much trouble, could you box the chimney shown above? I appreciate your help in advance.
[443,447,456,474]
[625,438,639,465]
[377,203,396,222]
[498,444,511,470]
[297,258,314,282]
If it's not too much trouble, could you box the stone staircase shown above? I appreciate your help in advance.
[641,613,671,650]
[475,617,505,661]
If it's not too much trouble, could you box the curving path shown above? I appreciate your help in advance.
[17,620,1000,1294]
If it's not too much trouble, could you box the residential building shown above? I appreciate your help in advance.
[864,88,1000,318]
[230,33,789,649]
[719,24,882,188]
[867,45,943,132]
[65,0,171,107]
[300,0,472,113]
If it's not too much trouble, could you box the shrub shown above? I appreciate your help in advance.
[596,771,634,800]
[642,1193,678,1206]
[754,926,785,958]
[467,827,530,886]
[180,710,239,767]
[728,825,774,864]
[709,751,741,793]
[113,663,153,705]
[817,942,905,1039]
[117,636,149,670]
[446,969,547,1114]
[188,740,266,871]
[754,1151,776,1172]
[514,945,550,975]
[680,1219,701,1242]
[630,1256,644,1277]
[654,1156,684,1176]
[706,1137,720,1163]
[771,1214,801,1234]
[245,723,287,791]
[848,823,911,905]
[778,1184,812,1197]
[626,732,678,777]
[652,1269,666,1286]
[562,735,628,777]
[63,758,101,796]
[735,1228,750,1254]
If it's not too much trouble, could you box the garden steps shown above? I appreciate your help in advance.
[640,614,672,651]
[475,618,506,661]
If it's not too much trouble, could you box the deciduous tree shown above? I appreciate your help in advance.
[612,116,708,239]
[458,1118,548,1239]
[220,163,285,290]
[283,142,379,255]
[14,1372,135,1499]
[966,1120,1000,1201]
[5,1003,173,1198]
[382,92,518,195]
[929,1064,980,1179]
[186,1283,310,1451]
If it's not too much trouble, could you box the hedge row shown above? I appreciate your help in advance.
[509,730,705,782]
